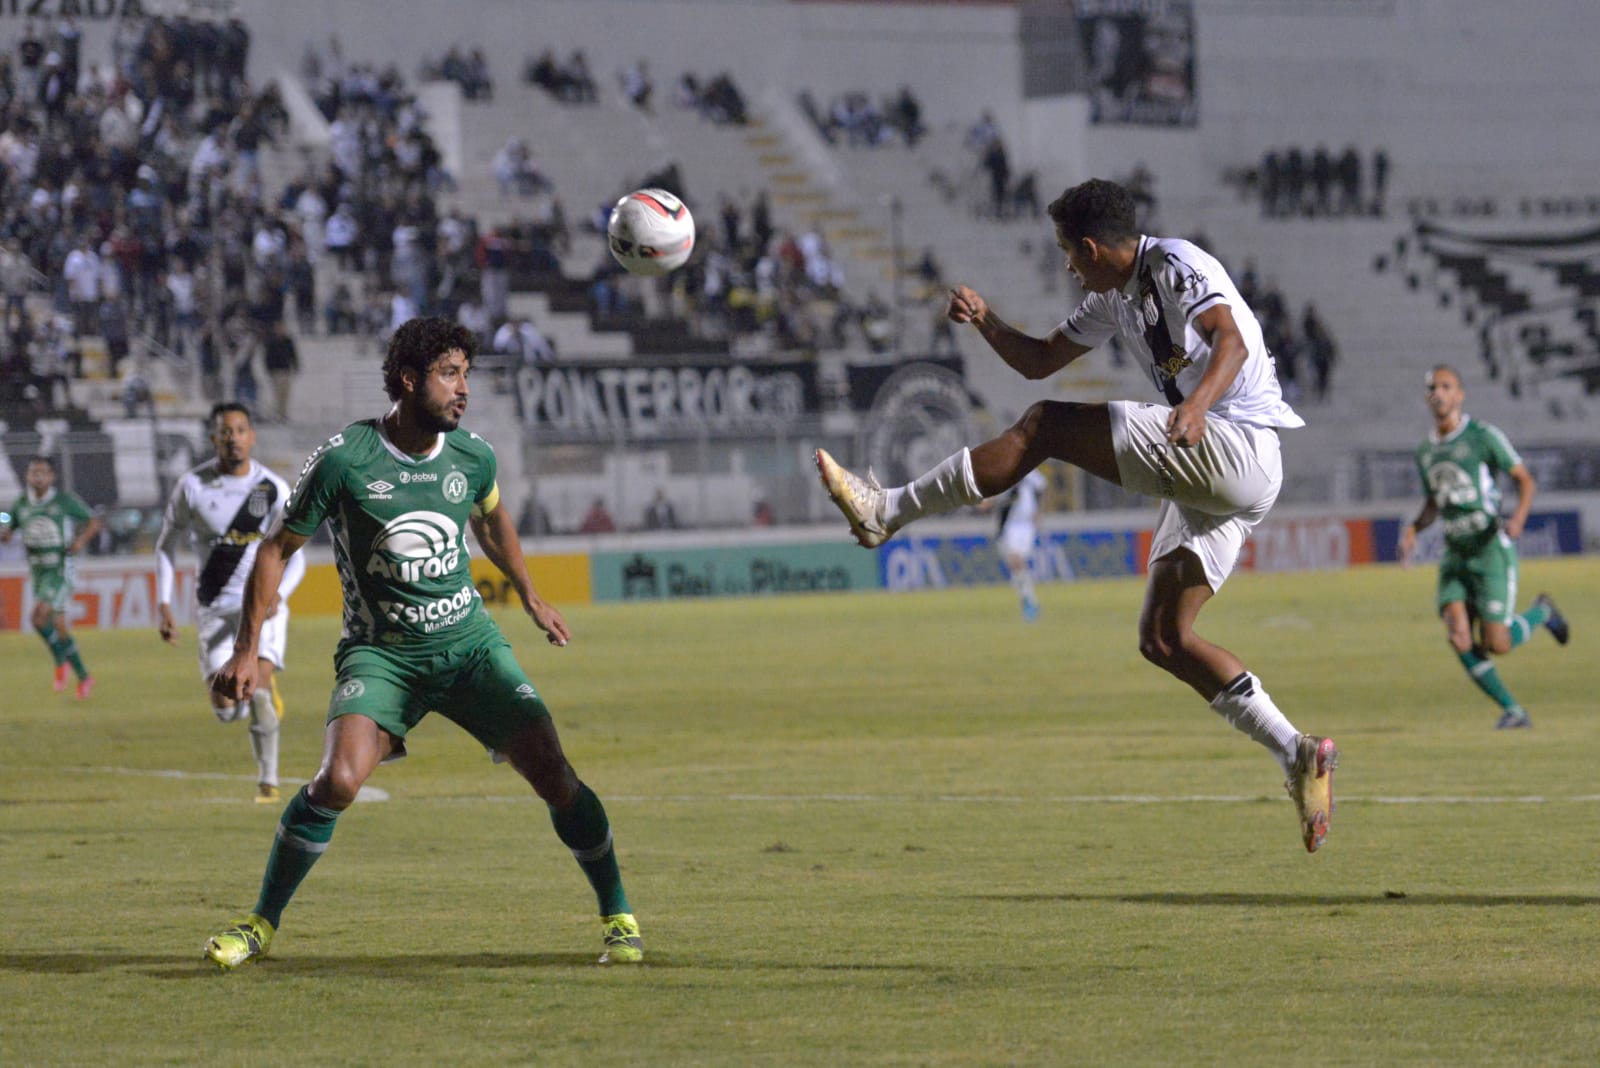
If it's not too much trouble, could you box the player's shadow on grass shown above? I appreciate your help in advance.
[0,952,618,979]
[973,892,1600,907]
[0,952,930,978]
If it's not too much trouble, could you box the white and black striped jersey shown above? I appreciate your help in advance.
[155,458,305,612]
[1058,235,1305,430]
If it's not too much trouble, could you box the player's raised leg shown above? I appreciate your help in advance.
[817,401,1118,547]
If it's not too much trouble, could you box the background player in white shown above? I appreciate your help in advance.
[817,178,1339,852]
[981,466,1047,621]
[156,402,305,803]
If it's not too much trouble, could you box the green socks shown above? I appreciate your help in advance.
[1508,602,1550,649]
[253,787,341,928]
[35,620,88,679]
[549,782,631,916]
[1457,646,1521,713]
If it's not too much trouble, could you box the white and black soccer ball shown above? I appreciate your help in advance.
[606,188,695,276]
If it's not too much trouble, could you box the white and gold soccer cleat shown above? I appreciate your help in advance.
[815,449,893,548]
[1285,734,1338,853]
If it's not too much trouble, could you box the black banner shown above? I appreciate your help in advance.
[513,361,819,441]
[1076,0,1197,127]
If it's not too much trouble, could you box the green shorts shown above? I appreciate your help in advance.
[1437,533,1519,626]
[327,631,552,754]
[31,564,74,613]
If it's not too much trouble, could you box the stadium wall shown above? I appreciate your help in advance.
[4,502,1583,630]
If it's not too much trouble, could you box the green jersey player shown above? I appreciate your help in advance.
[1399,365,1569,728]
[202,318,641,969]
[1,455,103,698]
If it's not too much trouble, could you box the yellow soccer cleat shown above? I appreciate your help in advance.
[598,913,643,965]
[255,783,281,805]
[815,449,892,548]
[203,913,274,970]
[1285,735,1338,853]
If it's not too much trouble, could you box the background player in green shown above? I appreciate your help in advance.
[1399,365,1569,728]
[202,317,642,969]
[1,455,102,698]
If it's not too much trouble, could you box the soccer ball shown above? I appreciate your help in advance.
[606,188,695,276]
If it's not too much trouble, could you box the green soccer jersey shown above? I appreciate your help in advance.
[284,419,500,648]
[1414,415,1522,552]
[6,487,95,573]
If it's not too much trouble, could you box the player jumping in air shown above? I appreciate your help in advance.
[202,317,641,968]
[2,456,102,698]
[817,178,1339,852]
[156,403,305,803]
[1398,365,1569,728]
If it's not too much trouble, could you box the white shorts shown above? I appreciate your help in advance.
[197,603,289,679]
[998,521,1037,561]
[1108,400,1283,591]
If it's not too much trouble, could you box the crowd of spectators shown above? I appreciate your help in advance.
[0,13,292,420]
[419,46,493,102]
[1236,260,1338,404]
[798,86,923,148]
[1228,145,1390,219]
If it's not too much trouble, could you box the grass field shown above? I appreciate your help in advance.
[2,557,1596,1066]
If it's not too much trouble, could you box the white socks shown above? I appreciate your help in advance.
[213,700,249,723]
[1209,672,1300,774]
[1009,560,1036,608]
[248,687,280,788]
[883,448,983,528]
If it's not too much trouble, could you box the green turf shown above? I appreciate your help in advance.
[2,558,1595,1066]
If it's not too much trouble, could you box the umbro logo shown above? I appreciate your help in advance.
[366,480,394,499]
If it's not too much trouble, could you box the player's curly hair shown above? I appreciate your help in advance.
[382,316,479,401]
[1047,178,1139,245]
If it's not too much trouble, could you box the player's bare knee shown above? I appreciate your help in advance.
[1444,628,1473,655]
[515,749,578,805]
[308,764,364,810]
[1482,631,1513,656]
[1138,632,1175,668]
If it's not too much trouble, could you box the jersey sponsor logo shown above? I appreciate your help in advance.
[1426,462,1478,508]
[21,515,64,549]
[377,583,476,632]
[366,511,463,582]
[399,471,437,484]
[442,471,469,504]
[366,480,395,499]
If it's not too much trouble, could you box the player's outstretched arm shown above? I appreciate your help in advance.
[214,526,309,700]
[470,503,570,647]
[948,284,1089,380]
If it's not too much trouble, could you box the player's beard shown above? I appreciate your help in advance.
[416,395,463,434]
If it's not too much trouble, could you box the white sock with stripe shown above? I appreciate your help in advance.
[883,448,982,528]
[1209,672,1300,774]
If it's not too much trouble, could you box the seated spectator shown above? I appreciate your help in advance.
[886,85,924,147]
[643,489,677,530]
[621,60,652,113]
[578,497,616,535]
[701,72,746,125]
